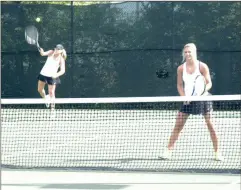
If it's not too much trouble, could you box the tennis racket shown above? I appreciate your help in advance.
[25,25,41,51]
[191,75,206,96]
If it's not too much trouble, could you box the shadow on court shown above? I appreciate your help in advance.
[3,183,129,189]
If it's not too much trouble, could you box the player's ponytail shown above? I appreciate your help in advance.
[61,49,67,60]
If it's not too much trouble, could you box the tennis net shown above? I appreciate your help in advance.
[1,95,240,173]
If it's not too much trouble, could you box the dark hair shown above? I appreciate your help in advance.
[56,44,64,50]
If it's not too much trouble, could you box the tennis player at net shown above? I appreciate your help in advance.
[37,44,67,110]
[159,43,223,161]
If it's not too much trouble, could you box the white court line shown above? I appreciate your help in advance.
[2,170,240,184]
[122,183,241,190]
[219,179,241,190]
[2,169,240,190]
[2,184,239,190]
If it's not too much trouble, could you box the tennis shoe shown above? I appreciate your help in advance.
[50,108,56,119]
[45,94,50,108]
[50,104,55,111]
[50,97,55,111]
[215,151,224,161]
[158,149,172,160]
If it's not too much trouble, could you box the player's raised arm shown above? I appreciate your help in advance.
[39,48,54,56]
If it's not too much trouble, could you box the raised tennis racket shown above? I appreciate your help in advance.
[25,25,41,51]
[191,75,206,96]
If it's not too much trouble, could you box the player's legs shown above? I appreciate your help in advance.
[37,80,46,98]
[168,111,189,150]
[159,111,189,159]
[204,112,218,151]
[204,112,223,161]
[48,84,56,98]
[38,75,51,108]
[48,84,56,110]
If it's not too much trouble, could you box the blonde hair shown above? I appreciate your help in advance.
[182,43,197,62]
[61,49,67,60]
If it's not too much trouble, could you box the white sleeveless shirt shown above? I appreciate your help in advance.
[182,61,201,96]
[40,54,61,77]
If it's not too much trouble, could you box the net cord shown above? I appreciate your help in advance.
[1,95,240,104]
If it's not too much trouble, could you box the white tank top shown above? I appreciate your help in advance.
[40,54,61,77]
[182,61,201,96]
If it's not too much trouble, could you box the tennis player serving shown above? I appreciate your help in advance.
[37,44,67,110]
[159,43,223,161]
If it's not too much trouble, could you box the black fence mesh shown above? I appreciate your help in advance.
[1,2,241,98]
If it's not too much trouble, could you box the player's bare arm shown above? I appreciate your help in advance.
[200,62,212,92]
[40,49,53,56]
[53,58,65,78]
[177,65,185,96]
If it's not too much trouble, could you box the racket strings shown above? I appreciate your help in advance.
[25,26,39,45]
[25,35,36,44]
[192,75,206,96]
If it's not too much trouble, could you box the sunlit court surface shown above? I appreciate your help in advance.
[1,170,240,190]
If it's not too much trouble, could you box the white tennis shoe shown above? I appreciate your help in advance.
[45,94,50,108]
[158,149,172,160]
[215,151,224,161]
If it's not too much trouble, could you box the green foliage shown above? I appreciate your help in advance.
[1,2,240,98]
[1,1,110,5]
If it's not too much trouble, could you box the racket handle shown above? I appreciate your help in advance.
[36,42,41,52]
